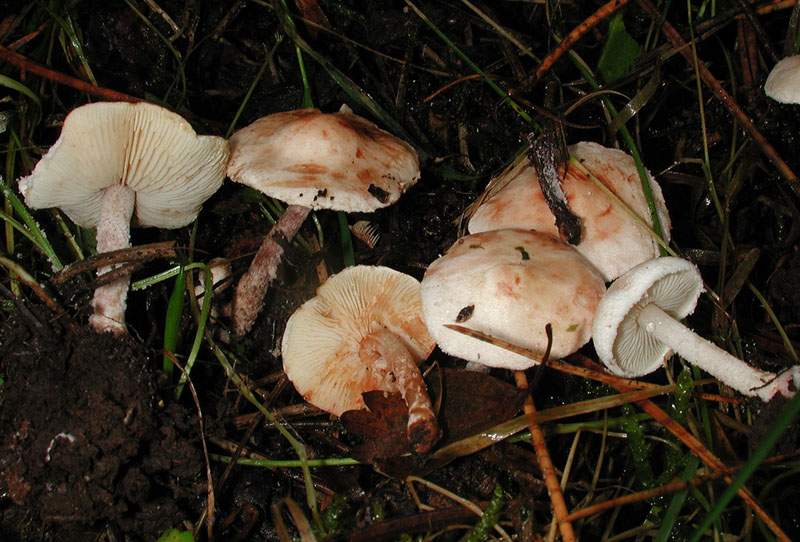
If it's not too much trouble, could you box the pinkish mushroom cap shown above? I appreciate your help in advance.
[282,265,439,452]
[468,142,670,281]
[421,229,606,369]
[227,107,420,212]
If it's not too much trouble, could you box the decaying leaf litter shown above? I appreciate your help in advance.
[1,0,800,540]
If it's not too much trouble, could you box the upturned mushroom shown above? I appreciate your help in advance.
[227,106,420,336]
[764,55,800,104]
[592,256,800,401]
[421,229,606,369]
[18,102,228,334]
[281,265,438,452]
[468,142,670,281]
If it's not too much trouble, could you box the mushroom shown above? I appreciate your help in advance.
[281,265,438,452]
[227,106,420,336]
[764,55,800,104]
[421,229,606,369]
[468,142,670,281]
[592,256,800,401]
[18,102,228,334]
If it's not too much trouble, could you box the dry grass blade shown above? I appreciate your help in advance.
[444,324,658,390]
[429,385,674,466]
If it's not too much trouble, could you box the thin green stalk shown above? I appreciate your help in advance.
[689,390,800,542]
[296,45,314,109]
[404,0,536,128]
[205,337,322,529]
[226,46,271,138]
[163,266,186,377]
[462,484,505,542]
[175,264,213,399]
[210,454,359,468]
[0,175,62,271]
[566,53,667,244]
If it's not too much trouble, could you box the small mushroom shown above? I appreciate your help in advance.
[281,265,438,452]
[227,106,420,336]
[764,55,800,104]
[18,102,228,334]
[421,229,606,369]
[468,142,670,281]
[592,257,800,401]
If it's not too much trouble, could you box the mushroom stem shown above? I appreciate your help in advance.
[232,204,311,336]
[89,184,135,335]
[637,303,796,401]
[359,328,439,453]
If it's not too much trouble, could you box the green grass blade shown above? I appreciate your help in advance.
[337,212,354,267]
[0,75,41,106]
[175,264,213,399]
[0,175,63,271]
[163,266,186,377]
[689,390,800,542]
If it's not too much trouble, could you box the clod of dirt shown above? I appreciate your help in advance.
[0,307,205,541]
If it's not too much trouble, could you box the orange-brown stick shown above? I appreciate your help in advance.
[0,45,140,103]
[515,370,576,542]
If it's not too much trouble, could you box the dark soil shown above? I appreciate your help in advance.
[0,309,205,541]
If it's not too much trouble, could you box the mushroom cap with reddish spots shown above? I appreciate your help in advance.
[421,229,606,369]
[592,256,704,377]
[227,108,420,212]
[18,101,229,229]
[468,142,670,281]
[281,265,435,416]
[764,55,800,104]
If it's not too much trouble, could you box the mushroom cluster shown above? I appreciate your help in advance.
[19,101,229,334]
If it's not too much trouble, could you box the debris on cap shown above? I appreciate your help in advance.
[468,142,670,281]
[421,229,606,370]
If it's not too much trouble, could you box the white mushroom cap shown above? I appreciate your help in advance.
[227,108,420,212]
[764,55,800,104]
[282,265,435,416]
[592,257,703,377]
[468,142,670,281]
[421,229,606,370]
[18,101,229,229]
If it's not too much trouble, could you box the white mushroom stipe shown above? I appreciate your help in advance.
[18,101,229,334]
[89,184,135,334]
[636,303,794,401]
[359,329,438,451]
[593,257,800,402]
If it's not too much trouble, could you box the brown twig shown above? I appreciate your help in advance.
[0,45,140,103]
[564,452,797,521]
[515,370,576,542]
[50,241,176,284]
[577,357,791,541]
[444,324,659,391]
[637,0,799,195]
